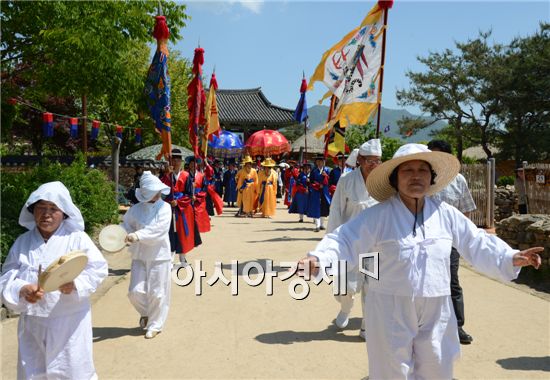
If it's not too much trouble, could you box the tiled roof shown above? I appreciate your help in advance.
[215,88,298,127]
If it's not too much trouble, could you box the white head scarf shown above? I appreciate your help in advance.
[135,171,170,202]
[19,181,84,232]
[346,149,359,167]
[359,139,382,157]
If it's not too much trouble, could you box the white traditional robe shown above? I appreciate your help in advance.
[123,199,172,332]
[1,224,107,380]
[327,168,378,318]
[310,195,520,379]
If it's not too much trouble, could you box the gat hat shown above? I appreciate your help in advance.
[171,148,184,158]
[359,139,382,156]
[242,155,254,164]
[346,149,359,167]
[301,161,313,168]
[261,157,276,167]
[279,162,290,168]
[135,171,170,202]
[314,155,326,161]
[366,143,460,202]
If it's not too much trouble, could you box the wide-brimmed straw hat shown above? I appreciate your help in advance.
[366,143,460,202]
[135,171,170,202]
[241,155,253,164]
[261,157,276,167]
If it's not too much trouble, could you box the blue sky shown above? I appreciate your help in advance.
[173,1,549,113]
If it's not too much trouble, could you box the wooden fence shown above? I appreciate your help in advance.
[524,163,550,214]
[461,159,495,228]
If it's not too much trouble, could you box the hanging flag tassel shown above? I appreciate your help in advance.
[116,125,123,139]
[135,128,142,144]
[70,118,79,139]
[42,112,54,137]
[91,120,100,140]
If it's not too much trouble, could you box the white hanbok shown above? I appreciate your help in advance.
[123,199,172,332]
[0,182,108,380]
[327,168,378,321]
[310,195,520,379]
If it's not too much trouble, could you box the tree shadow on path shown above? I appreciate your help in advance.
[496,356,550,372]
[255,317,365,344]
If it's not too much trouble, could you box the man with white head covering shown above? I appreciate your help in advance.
[344,148,359,173]
[327,138,382,338]
[298,143,542,379]
[0,181,108,379]
[123,171,172,339]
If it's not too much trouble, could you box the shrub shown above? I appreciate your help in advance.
[497,175,515,187]
[1,154,119,262]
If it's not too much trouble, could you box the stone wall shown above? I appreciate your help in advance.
[494,185,517,221]
[495,214,550,271]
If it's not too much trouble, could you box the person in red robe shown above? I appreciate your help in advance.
[187,156,211,233]
[161,149,201,267]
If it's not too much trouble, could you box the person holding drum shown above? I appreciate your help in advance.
[0,181,108,379]
[123,171,172,339]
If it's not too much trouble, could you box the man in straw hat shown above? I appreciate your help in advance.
[258,157,278,218]
[124,171,172,339]
[298,143,542,379]
[307,155,332,232]
[161,148,201,267]
[0,181,108,379]
[428,139,476,345]
[327,138,382,339]
[236,155,258,217]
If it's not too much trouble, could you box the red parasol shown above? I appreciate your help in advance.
[245,129,291,157]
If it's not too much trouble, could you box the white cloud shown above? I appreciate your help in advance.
[237,1,264,14]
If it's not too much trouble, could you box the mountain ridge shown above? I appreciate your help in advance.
[304,104,447,143]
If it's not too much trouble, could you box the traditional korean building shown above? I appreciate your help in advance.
[216,88,298,141]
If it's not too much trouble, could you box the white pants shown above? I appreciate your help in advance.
[335,272,366,330]
[17,309,97,380]
[314,217,325,228]
[128,259,171,332]
[365,292,460,379]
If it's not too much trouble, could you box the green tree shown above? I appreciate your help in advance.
[345,122,402,161]
[493,23,550,165]
[396,32,505,162]
[1,0,189,155]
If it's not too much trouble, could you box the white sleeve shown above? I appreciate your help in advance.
[310,214,373,277]
[0,244,31,313]
[73,232,108,299]
[327,179,346,233]
[134,204,171,246]
[450,206,520,282]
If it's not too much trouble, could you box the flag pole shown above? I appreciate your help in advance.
[375,2,392,138]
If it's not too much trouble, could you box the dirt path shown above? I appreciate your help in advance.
[2,204,549,379]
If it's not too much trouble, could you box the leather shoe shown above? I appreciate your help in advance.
[458,327,473,344]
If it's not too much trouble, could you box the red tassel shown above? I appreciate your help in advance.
[70,117,78,125]
[209,73,218,91]
[193,48,205,69]
[299,78,308,93]
[153,15,170,40]
[92,120,101,129]
[116,125,123,133]
[378,0,394,9]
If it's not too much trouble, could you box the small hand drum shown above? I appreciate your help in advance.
[98,224,128,253]
[38,251,88,292]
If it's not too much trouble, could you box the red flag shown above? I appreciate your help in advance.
[187,47,206,157]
